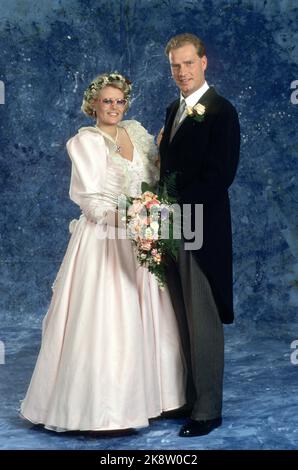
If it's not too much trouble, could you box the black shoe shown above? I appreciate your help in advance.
[179,417,222,437]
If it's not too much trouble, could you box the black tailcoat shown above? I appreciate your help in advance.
[159,87,240,324]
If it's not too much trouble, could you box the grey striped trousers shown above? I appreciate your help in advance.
[166,246,224,420]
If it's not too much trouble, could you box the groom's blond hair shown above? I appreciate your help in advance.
[165,33,206,58]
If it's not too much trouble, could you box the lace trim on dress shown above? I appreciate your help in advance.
[118,120,159,186]
[91,120,159,197]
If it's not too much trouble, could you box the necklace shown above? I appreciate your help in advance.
[115,126,121,153]
[96,125,121,153]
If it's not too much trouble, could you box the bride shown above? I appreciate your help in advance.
[20,72,186,432]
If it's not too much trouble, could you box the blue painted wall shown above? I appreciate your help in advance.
[0,0,297,328]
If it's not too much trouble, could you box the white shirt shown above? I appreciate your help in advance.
[182,81,209,107]
[170,82,210,140]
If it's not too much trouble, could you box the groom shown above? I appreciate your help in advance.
[159,33,240,437]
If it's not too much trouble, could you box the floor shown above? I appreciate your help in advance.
[1,320,297,451]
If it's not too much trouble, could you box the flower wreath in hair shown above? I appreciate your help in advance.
[83,72,132,103]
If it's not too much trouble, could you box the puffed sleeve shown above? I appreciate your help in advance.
[66,130,115,225]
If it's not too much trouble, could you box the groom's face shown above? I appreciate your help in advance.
[169,43,207,97]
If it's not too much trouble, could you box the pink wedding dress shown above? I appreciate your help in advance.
[20,120,186,431]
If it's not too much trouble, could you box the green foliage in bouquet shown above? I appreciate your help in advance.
[125,175,180,288]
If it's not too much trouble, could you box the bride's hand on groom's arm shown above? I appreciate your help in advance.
[154,127,164,169]
[156,127,164,147]
[154,154,160,169]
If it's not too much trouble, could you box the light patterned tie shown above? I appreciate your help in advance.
[170,99,186,140]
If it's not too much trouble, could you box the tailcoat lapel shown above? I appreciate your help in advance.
[168,87,217,146]
[162,99,179,145]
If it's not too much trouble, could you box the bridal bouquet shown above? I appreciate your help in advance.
[123,182,180,288]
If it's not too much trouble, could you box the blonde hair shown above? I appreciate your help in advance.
[165,33,206,58]
[81,72,132,118]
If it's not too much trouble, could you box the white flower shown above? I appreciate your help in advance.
[193,103,206,115]
[186,103,206,121]
[150,221,159,232]
[186,105,194,116]
[145,227,154,240]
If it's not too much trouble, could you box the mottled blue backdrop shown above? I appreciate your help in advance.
[1,0,297,329]
[0,0,298,451]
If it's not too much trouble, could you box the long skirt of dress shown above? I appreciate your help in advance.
[20,216,186,431]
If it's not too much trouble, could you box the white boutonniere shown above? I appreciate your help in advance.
[186,103,206,122]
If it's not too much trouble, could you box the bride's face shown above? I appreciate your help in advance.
[93,86,127,126]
